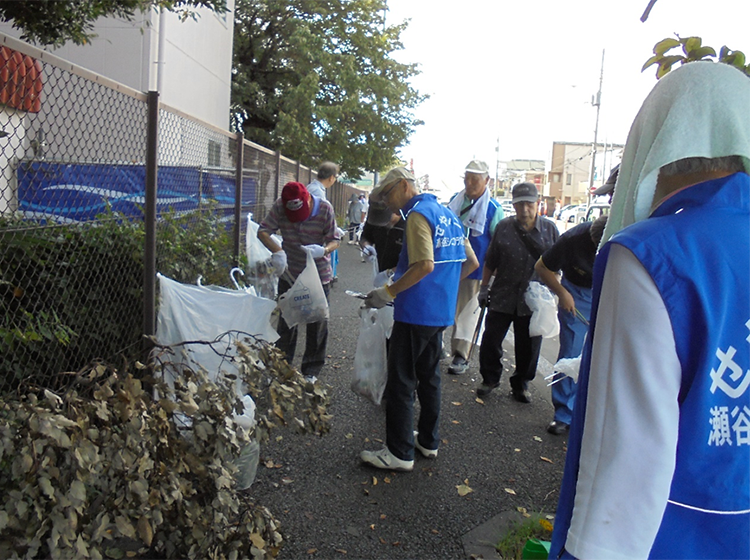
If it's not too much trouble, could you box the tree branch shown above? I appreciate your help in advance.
[640,0,658,22]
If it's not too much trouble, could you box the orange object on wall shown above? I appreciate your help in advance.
[0,46,43,113]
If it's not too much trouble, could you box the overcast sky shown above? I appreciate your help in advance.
[385,0,749,194]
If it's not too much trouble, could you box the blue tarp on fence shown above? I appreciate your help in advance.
[17,162,256,222]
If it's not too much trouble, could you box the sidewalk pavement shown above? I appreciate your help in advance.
[248,243,568,559]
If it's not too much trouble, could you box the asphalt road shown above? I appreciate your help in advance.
[248,240,569,560]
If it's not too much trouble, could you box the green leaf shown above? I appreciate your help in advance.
[689,46,716,61]
[654,37,680,54]
[642,54,662,72]
[683,36,702,55]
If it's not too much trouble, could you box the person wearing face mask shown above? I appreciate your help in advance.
[445,160,504,375]
[476,182,559,402]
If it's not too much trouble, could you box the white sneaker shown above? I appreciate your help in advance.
[360,447,413,472]
[414,431,438,459]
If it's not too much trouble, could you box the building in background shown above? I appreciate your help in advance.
[0,3,235,130]
[547,141,624,206]
[495,159,545,199]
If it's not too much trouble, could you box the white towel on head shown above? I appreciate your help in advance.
[447,187,490,237]
[603,61,750,244]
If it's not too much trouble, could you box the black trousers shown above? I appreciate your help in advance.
[478,310,542,391]
[276,277,330,377]
[384,321,444,461]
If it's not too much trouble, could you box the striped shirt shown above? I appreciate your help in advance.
[258,197,340,284]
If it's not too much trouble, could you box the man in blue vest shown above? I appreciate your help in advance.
[446,160,504,374]
[551,61,750,559]
[360,167,478,471]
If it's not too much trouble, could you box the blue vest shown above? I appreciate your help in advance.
[466,197,501,280]
[393,193,466,327]
[552,173,750,560]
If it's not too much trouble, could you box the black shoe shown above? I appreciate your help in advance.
[447,355,469,375]
[511,389,532,403]
[547,420,569,435]
[476,382,500,397]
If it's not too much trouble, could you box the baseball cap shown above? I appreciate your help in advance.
[511,182,539,204]
[593,164,619,196]
[370,167,415,200]
[282,181,311,222]
[465,160,489,175]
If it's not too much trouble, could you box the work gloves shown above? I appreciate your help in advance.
[364,286,394,309]
[270,251,287,276]
[361,245,377,264]
[478,284,490,308]
[303,244,327,259]
[373,269,393,288]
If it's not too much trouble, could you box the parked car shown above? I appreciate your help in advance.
[559,204,581,223]
[582,202,611,223]
[499,199,515,217]
[574,202,611,224]
[554,203,576,220]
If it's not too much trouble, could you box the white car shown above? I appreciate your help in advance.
[559,204,581,223]
[499,200,515,217]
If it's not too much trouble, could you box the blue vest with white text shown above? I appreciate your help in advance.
[393,193,466,327]
[551,173,750,560]
[467,197,501,280]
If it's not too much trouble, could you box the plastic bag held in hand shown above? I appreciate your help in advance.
[351,308,388,405]
[525,281,560,338]
[303,244,326,259]
[270,251,287,276]
[362,245,377,263]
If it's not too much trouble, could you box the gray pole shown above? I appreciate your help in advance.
[233,132,244,267]
[588,49,605,205]
[143,90,159,355]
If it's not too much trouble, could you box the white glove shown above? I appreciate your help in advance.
[270,251,287,276]
[364,286,395,309]
[303,244,326,259]
[361,245,377,264]
[336,227,346,237]
[373,269,393,288]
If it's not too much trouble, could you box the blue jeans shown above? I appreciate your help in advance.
[550,279,592,425]
[384,321,444,461]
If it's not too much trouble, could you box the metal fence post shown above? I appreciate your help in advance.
[233,132,244,266]
[143,90,159,353]
[274,151,281,200]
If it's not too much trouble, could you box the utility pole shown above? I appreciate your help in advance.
[495,136,500,197]
[588,49,604,204]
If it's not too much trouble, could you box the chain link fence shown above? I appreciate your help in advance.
[0,34,364,394]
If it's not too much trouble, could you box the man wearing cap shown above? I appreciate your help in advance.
[360,167,478,471]
[445,160,504,374]
[258,181,341,381]
[476,182,558,402]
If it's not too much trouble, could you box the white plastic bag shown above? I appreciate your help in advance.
[245,214,279,299]
[454,293,485,344]
[525,281,560,338]
[351,308,388,404]
[277,250,329,328]
[156,273,279,395]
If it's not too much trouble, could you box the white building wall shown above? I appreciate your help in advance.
[0,1,234,130]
